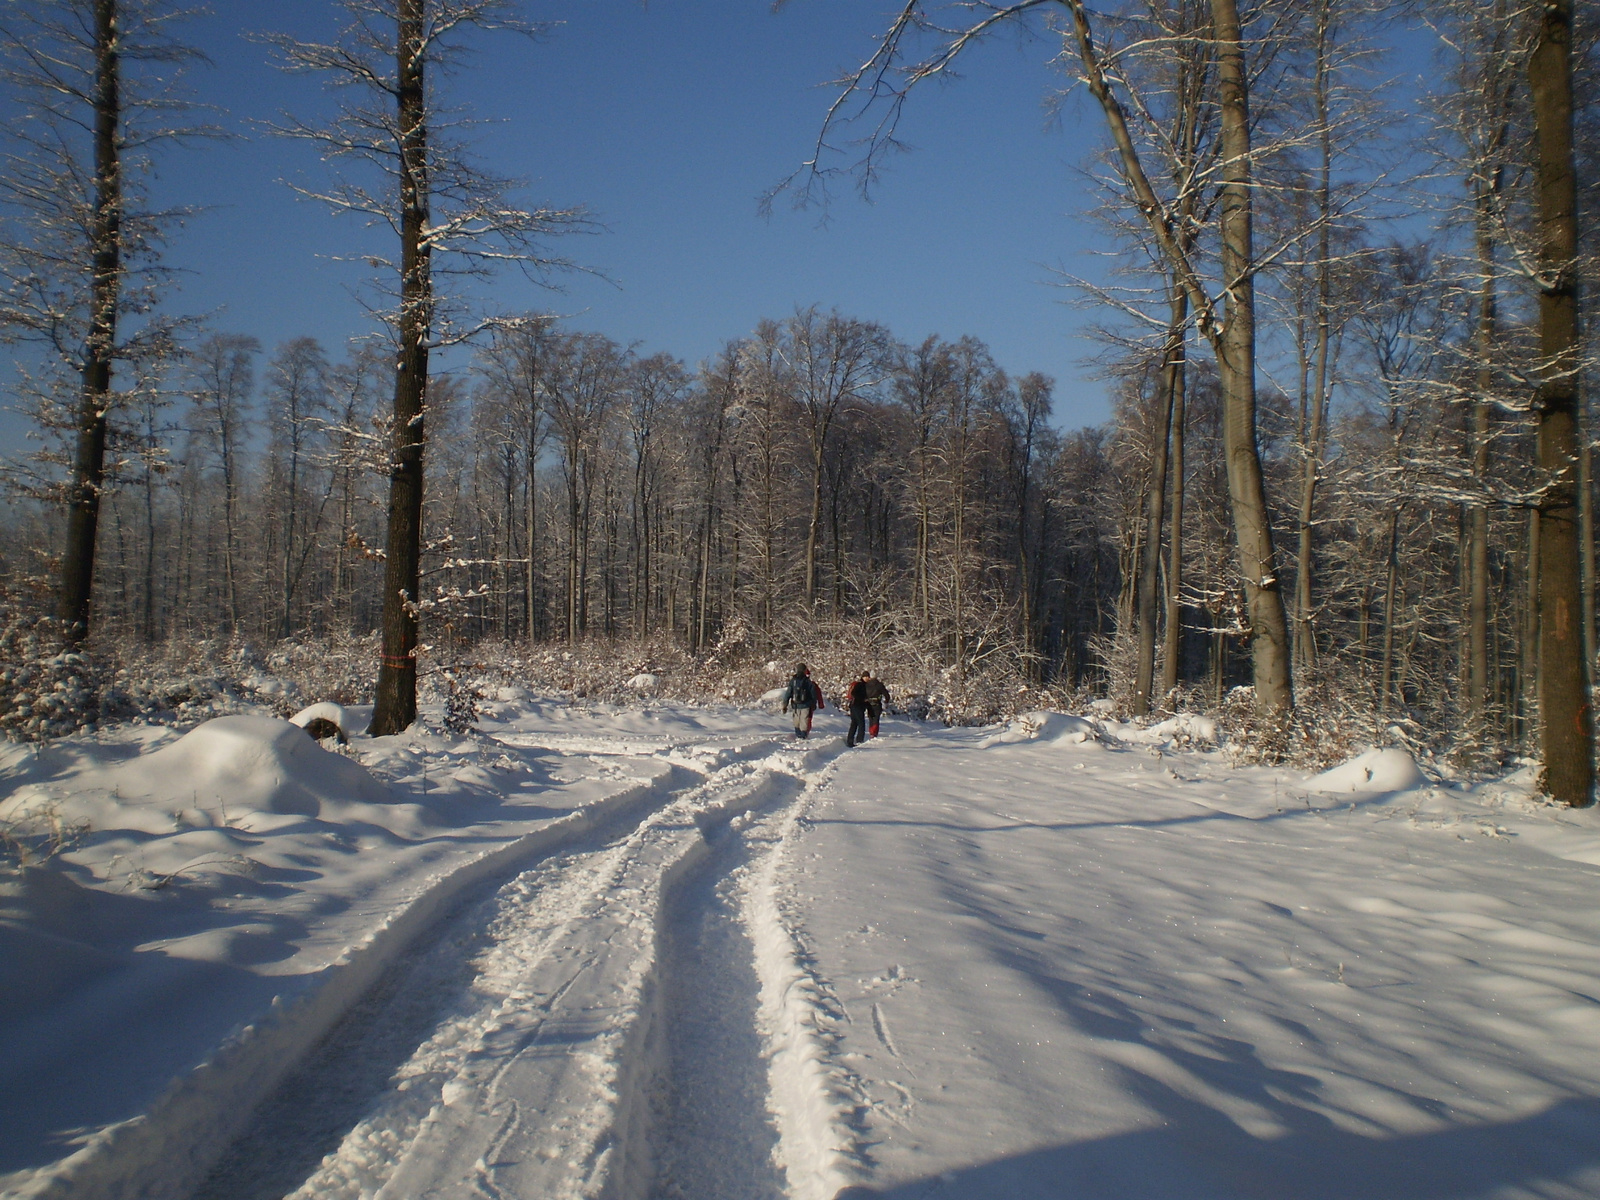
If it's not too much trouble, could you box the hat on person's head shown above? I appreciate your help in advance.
[796,662,808,674]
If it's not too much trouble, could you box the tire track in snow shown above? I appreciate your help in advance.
[188,758,712,1200]
[643,791,797,1199]
[196,735,835,1200]
[742,758,870,1200]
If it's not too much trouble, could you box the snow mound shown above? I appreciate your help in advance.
[1144,713,1219,744]
[108,714,392,817]
[289,701,351,740]
[759,686,789,709]
[981,710,1098,747]
[1307,746,1426,794]
[626,673,660,693]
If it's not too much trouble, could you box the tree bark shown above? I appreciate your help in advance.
[1160,295,1188,702]
[1528,0,1594,804]
[57,0,121,645]
[1380,509,1400,714]
[1466,198,1497,727]
[369,0,430,736]
[1067,0,1291,717]
[1293,0,1334,674]
[1132,312,1177,715]
[1524,506,1541,750]
[1212,0,1293,716]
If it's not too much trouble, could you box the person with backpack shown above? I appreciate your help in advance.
[781,662,823,739]
[844,671,870,747]
[860,670,890,738]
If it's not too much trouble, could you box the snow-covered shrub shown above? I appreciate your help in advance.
[103,634,380,726]
[0,609,106,741]
[442,672,482,735]
[1212,665,1445,770]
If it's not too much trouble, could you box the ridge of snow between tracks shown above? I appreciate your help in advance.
[364,740,827,1200]
[746,761,857,1200]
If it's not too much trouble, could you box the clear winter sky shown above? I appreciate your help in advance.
[139,0,1116,429]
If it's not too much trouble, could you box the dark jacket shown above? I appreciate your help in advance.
[860,678,889,712]
[783,674,821,712]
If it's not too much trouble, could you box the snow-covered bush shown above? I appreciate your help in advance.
[1212,665,1444,770]
[441,672,482,735]
[0,609,107,740]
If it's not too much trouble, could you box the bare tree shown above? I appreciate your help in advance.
[542,332,625,643]
[780,307,890,609]
[893,335,954,629]
[265,0,586,734]
[264,337,333,636]
[187,332,258,634]
[0,0,210,644]
[777,0,1293,718]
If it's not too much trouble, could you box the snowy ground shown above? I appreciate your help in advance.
[6,693,1600,1199]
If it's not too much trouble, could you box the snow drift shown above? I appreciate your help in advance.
[979,710,1099,747]
[1307,746,1426,794]
[108,715,392,817]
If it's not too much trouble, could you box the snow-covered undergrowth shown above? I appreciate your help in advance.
[5,693,1600,1200]
[0,618,1078,748]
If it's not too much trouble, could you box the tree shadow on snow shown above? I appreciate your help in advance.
[835,1095,1600,1199]
[807,791,1401,840]
[837,879,1600,1200]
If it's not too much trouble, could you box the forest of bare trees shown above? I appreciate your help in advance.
[1,0,1597,801]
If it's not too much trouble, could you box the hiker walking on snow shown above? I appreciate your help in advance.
[844,671,870,747]
[860,670,889,738]
[782,663,823,739]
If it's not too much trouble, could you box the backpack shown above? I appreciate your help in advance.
[788,674,818,709]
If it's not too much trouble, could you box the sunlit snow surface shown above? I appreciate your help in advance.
[4,694,1600,1199]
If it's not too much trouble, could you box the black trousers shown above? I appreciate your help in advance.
[847,702,868,745]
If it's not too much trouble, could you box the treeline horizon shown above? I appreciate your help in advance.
[0,0,1596,791]
[0,287,1562,747]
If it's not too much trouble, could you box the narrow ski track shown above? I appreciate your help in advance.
[191,734,834,1200]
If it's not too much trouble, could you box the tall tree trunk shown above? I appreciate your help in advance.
[804,454,823,609]
[370,0,429,736]
[1380,509,1400,714]
[526,422,539,642]
[1160,297,1188,702]
[1294,0,1335,674]
[1528,0,1594,804]
[142,410,158,642]
[1581,429,1595,681]
[1068,0,1290,717]
[57,0,121,645]
[1466,204,1497,728]
[1523,506,1541,750]
[1133,326,1176,716]
[280,423,301,638]
[917,444,931,628]
[1213,0,1293,717]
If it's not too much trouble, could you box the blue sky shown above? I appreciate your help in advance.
[142,0,1116,428]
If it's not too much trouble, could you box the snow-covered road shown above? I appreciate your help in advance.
[192,735,825,1200]
[10,697,1600,1199]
